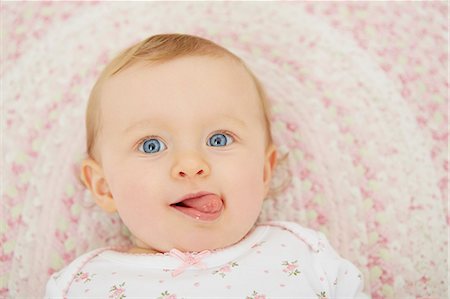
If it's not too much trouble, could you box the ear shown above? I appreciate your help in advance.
[263,144,277,195]
[80,158,117,213]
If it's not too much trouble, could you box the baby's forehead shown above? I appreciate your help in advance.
[98,55,263,125]
[112,55,247,81]
[101,56,258,103]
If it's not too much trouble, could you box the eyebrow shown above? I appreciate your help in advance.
[124,114,247,134]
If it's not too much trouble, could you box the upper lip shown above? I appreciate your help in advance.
[171,191,217,205]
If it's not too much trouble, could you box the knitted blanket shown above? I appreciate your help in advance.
[2,2,447,298]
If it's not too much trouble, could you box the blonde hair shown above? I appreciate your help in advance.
[86,33,273,160]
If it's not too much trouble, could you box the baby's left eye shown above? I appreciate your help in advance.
[207,133,234,147]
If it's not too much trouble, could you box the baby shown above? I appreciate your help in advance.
[45,33,368,298]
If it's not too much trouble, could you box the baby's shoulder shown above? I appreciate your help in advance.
[45,247,112,298]
[257,221,368,298]
[258,220,331,253]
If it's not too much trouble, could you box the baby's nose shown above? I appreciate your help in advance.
[171,153,210,179]
[178,169,205,177]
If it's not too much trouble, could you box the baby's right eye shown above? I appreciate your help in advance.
[138,138,167,154]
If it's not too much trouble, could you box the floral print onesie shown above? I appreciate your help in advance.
[45,221,369,298]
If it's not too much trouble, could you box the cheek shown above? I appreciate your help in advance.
[218,151,266,206]
[103,160,167,224]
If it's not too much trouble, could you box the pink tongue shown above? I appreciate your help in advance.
[181,194,223,213]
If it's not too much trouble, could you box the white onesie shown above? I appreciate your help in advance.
[45,221,369,298]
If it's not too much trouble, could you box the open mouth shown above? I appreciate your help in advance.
[170,192,223,221]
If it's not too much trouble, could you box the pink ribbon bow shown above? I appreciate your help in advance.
[168,248,211,277]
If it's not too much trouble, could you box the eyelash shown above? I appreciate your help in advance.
[209,130,238,143]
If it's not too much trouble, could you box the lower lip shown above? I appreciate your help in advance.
[171,201,223,222]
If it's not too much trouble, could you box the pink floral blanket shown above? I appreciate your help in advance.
[1,2,447,298]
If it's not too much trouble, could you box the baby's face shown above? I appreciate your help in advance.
[94,56,276,253]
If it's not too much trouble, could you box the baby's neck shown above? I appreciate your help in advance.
[127,246,160,254]
[129,236,161,254]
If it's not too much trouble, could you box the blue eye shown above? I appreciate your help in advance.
[207,133,234,147]
[138,138,166,154]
